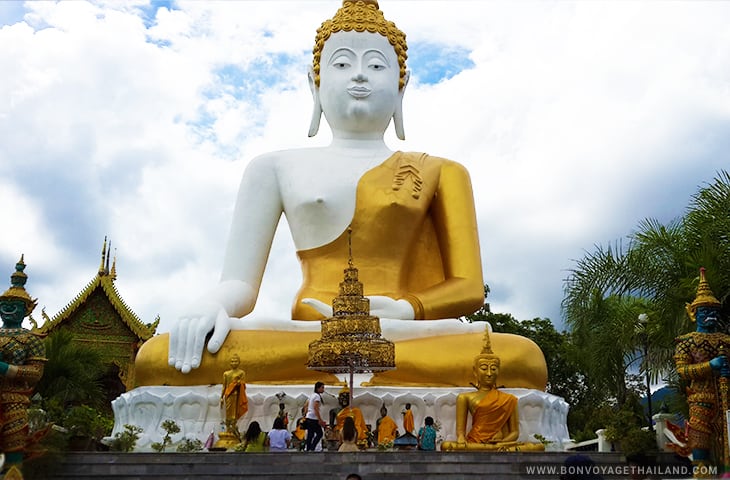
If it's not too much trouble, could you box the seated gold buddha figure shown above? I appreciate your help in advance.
[334,388,368,445]
[442,327,545,452]
[135,0,547,390]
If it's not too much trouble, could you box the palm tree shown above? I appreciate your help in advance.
[563,170,730,392]
[36,330,105,411]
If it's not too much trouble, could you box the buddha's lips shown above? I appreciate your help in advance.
[347,86,371,98]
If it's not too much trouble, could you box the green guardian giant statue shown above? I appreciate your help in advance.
[0,257,46,470]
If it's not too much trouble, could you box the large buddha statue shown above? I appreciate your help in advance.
[134,0,546,390]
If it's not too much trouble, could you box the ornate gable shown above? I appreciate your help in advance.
[38,238,158,390]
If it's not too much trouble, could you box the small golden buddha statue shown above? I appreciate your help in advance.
[215,353,247,448]
[442,326,544,452]
[334,387,368,445]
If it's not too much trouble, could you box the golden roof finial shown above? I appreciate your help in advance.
[686,267,721,321]
[110,248,117,281]
[105,240,112,275]
[99,236,107,275]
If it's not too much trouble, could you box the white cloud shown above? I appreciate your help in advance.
[0,1,728,334]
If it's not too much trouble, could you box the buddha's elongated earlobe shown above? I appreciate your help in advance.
[308,66,322,137]
[393,70,410,140]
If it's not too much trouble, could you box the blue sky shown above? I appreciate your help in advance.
[1,1,729,334]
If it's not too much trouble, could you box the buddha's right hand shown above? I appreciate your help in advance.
[169,301,232,373]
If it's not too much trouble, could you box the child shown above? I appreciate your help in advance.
[417,416,437,451]
[338,417,359,452]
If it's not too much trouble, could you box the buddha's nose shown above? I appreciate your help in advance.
[352,72,367,82]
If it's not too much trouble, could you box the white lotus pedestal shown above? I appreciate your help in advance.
[110,379,570,451]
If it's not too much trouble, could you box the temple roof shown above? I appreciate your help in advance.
[38,238,158,340]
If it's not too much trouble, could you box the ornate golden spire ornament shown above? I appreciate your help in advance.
[312,0,408,89]
[110,249,117,281]
[99,236,108,275]
[307,228,395,373]
[478,324,499,363]
[686,267,722,322]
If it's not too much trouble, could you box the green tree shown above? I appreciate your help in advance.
[36,330,106,413]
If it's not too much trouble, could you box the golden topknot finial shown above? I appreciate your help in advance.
[476,323,500,364]
[312,0,408,89]
[686,267,722,322]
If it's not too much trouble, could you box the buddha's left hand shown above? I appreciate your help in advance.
[301,296,414,319]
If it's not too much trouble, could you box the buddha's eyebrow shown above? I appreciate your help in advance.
[363,49,391,66]
[328,47,356,61]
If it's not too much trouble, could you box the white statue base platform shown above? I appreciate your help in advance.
[111,377,570,451]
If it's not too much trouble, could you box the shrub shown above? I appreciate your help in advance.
[108,424,143,452]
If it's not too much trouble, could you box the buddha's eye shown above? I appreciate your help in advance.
[331,56,351,69]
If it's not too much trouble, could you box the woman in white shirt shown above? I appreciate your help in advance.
[268,416,292,452]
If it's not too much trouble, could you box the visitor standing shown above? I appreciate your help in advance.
[305,381,327,451]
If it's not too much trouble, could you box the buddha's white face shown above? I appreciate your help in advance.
[318,30,401,137]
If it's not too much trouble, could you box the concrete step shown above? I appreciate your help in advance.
[36,451,695,480]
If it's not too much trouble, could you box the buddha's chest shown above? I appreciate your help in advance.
[280,173,358,217]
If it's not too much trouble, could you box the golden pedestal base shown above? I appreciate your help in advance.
[441,441,545,452]
[213,431,240,450]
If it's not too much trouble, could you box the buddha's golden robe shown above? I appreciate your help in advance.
[134,153,548,389]
[377,415,398,444]
[222,370,247,422]
[335,406,368,442]
[466,389,518,443]
[295,152,483,320]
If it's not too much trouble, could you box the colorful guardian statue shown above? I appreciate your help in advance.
[0,256,46,469]
[674,267,730,472]
[442,326,544,451]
